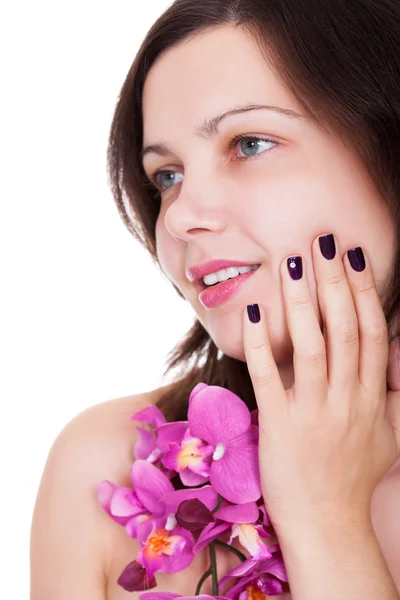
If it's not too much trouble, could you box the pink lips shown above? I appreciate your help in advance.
[199,267,260,308]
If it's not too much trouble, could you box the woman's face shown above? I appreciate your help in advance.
[141,25,395,385]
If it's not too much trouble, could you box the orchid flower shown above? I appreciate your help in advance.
[218,544,288,598]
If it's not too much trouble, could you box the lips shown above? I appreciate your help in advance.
[186,259,261,288]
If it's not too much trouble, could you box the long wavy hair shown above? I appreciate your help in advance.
[107,0,400,423]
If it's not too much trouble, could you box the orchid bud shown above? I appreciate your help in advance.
[117,560,157,591]
[175,498,215,531]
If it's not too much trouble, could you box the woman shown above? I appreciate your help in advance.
[30,0,400,598]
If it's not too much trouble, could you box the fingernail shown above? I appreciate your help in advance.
[247,304,260,323]
[287,256,303,280]
[319,234,336,260]
[347,247,365,271]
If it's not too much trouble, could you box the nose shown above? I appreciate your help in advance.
[163,172,229,243]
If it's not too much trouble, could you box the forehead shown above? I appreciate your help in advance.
[142,25,300,148]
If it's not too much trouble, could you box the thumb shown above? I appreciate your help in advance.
[387,336,400,391]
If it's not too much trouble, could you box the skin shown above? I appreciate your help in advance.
[141,24,395,391]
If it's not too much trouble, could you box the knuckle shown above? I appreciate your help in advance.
[365,322,388,345]
[291,293,310,312]
[338,320,358,347]
[356,280,376,296]
[325,270,347,287]
[300,342,326,367]
[251,368,276,387]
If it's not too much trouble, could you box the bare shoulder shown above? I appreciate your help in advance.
[30,384,171,600]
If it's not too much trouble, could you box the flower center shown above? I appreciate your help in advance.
[246,584,268,600]
[212,442,226,460]
[146,528,171,555]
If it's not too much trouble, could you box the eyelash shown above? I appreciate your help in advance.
[148,133,279,193]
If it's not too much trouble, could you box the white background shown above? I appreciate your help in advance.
[1,1,195,596]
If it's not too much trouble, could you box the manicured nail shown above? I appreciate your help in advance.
[247,304,260,323]
[347,247,365,271]
[319,234,336,260]
[287,256,303,280]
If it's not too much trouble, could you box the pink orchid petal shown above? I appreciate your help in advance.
[137,548,164,580]
[161,485,218,513]
[96,480,116,513]
[139,594,180,600]
[188,386,251,446]
[210,444,261,504]
[161,442,182,471]
[228,523,272,559]
[214,501,258,523]
[134,427,157,460]
[139,594,181,600]
[225,573,284,599]
[161,546,195,574]
[132,460,174,514]
[180,467,209,487]
[110,486,143,517]
[188,382,209,403]
[130,405,166,428]
[156,422,189,452]
[193,521,231,553]
[96,481,131,525]
[126,513,152,539]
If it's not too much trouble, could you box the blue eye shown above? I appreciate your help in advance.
[148,134,278,194]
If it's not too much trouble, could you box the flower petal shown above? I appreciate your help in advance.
[188,386,251,446]
[194,521,231,553]
[156,422,189,453]
[210,445,261,504]
[110,486,144,518]
[214,501,259,524]
[130,405,166,428]
[134,427,157,460]
[139,594,181,600]
[180,468,209,487]
[132,460,174,514]
[161,485,218,514]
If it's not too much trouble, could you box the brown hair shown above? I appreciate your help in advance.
[107,0,400,423]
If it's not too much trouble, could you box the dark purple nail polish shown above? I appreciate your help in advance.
[348,247,365,271]
[247,304,260,323]
[319,234,336,260]
[287,256,303,280]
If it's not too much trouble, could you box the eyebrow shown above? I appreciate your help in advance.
[141,103,304,162]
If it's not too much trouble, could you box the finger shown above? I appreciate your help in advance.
[387,337,400,392]
[343,246,388,397]
[312,234,359,392]
[243,303,286,421]
[280,254,327,405]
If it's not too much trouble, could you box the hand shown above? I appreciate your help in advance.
[243,234,400,534]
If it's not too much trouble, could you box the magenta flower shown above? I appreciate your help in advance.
[130,405,167,464]
[97,459,176,539]
[186,384,261,503]
[136,515,195,579]
[218,544,288,598]
[139,595,229,600]
[162,427,214,486]
[194,501,271,559]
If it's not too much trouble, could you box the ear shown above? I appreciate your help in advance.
[387,337,400,392]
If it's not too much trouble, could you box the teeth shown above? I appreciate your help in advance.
[203,264,259,287]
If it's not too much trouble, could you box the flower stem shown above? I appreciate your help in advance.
[214,538,247,562]
[209,541,219,595]
[211,494,222,514]
[195,566,212,595]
